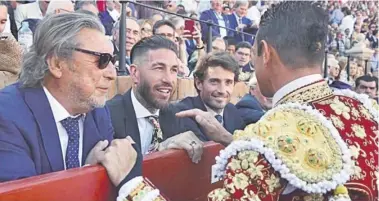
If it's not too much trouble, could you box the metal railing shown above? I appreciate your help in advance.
[117,0,256,75]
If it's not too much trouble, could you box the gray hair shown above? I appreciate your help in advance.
[234,0,249,9]
[19,12,105,88]
[74,0,96,11]
[112,17,138,33]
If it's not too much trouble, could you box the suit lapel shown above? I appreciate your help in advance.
[82,113,103,165]
[222,104,234,133]
[193,96,207,112]
[23,87,64,172]
[123,89,142,149]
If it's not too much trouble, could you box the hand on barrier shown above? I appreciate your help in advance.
[98,137,138,186]
[159,131,204,164]
[176,109,233,146]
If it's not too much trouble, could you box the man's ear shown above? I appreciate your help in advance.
[46,56,64,79]
[129,64,140,85]
[260,40,271,67]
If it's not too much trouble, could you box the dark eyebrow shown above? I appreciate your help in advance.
[151,62,169,69]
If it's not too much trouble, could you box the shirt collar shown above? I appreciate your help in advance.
[131,89,159,118]
[272,74,323,106]
[204,103,224,117]
[43,86,83,123]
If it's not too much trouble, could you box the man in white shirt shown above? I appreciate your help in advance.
[107,35,204,163]
[14,0,49,29]
[246,0,261,27]
[199,0,230,42]
[0,12,141,194]
[339,7,354,38]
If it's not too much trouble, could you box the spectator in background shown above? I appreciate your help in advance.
[0,2,7,34]
[75,0,99,16]
[227,0,253,44]
[163,0,177,14]
[153,20,175,42]
[329,3,344,25]
[138,19,153,39]
[339,7,354,38]
[370,48,379,75]
[200,0,230,42]
[330,31,346,56]
[153,19,189,76]
[150,13,164,26]
[112,18,140,74]
[246,1,260,28]
[355,75,378,101]
[14,0,49,29]
[46,0,74,15]
[177,4,185,13]
[0,34,22,89]
[226,38,236,55]
[234,42,253,82]
[235,74,271,125]
[99,0,117,36]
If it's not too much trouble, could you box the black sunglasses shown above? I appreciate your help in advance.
[73,48,116,69]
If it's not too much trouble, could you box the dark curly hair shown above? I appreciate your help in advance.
[256,1,328,68]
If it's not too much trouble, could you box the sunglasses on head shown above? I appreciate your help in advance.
[74,48,116,69]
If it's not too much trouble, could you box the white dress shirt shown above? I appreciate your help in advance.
[246,5,261,26]
[272,74,324,106]
[204,104,224,125]
[213,11,227,38]
[14,1,43,29]
[43,87,84,169]
[131,90,159,154]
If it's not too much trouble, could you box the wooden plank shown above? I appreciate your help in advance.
[143,142,224,201]
[0,142,224,201]
[0,166,116,201]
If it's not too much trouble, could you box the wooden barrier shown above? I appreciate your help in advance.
[0,142,224,201]
[108,76,249,103]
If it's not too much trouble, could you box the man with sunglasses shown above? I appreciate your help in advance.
[107,35,204,164]
[0,12,143,194]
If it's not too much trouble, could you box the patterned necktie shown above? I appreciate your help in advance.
[61,115,82,169]
[215,115,223,124]
[147,116,163,153]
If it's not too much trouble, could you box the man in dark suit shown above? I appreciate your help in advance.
[199,0,230,42]
[0,13,140,190]
[235,75,272,124]
[227,0,253,44]
[167,52,245,142]
[107,36,204,163]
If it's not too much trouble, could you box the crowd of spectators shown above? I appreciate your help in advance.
[0,0,378,103]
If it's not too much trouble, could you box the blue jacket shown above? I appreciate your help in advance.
[227,14,253,44]
[235,94,266,125]
[199,9,230,42]
[165,96,246,141]
[99,10,115,36]
[0,83,140,182]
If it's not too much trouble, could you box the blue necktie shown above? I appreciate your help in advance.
[61,116,82,169]
[215,115,223,124]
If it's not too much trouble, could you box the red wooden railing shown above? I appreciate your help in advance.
[0,142,224,201]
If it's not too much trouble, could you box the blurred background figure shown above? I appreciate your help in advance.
[235,74,272,125]
[0,33,22,88]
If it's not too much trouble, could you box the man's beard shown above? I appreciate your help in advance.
[137,79,170,111]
